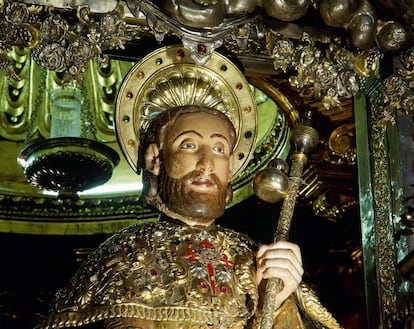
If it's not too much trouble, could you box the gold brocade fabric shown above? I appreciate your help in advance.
[39,219,342,329]
[249,287,343,329]
[40,219,259,329]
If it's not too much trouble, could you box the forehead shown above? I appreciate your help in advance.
[167,112,233,142]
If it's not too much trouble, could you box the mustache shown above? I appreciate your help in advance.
[158,168,224,201]
[186,170,220,187]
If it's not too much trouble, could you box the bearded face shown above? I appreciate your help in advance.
[143,111,235,226]
[157,165,230,224]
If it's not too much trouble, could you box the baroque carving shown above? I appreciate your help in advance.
[0,1,127,84]
[268,32,370,109]
[0,0,402,109]
[381,46,414,119]
[369,87,399,321]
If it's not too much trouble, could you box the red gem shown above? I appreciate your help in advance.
[236,83,243,90]
[150,268,157,276]
[197,44,207,54]
[220,286,228,294]
[177,49,185,58]
[126,91,133,98]
[199,281,207,289]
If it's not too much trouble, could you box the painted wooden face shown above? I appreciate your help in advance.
[159,112,234,223]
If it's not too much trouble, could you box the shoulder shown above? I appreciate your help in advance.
[216,225,257,251]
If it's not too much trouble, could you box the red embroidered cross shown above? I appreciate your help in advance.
[219,254,234,268]
[182,239,220,296]
[182,241,200,262]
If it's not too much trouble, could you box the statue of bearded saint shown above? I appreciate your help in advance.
[38,105,341,329]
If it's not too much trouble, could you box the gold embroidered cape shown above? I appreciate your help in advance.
[38,219,342,329]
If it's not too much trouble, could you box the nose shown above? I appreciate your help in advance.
[196,148,215,173]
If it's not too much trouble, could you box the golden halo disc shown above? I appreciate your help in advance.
[115,45,257,180]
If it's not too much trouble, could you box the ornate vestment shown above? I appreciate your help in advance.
[39,219,342,329]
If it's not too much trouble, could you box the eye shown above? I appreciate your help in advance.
[180,141,196,150]
[213,144,225,154]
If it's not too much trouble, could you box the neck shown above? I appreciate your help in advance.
[157,203,216,228]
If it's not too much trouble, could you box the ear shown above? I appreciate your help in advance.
[144,143,161,176]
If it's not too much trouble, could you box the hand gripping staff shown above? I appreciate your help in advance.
[254,118,319,329]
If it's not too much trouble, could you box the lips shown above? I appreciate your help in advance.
[192,177,214,187]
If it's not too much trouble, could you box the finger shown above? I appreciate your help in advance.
[257,241,302,260]
[258,262,303,311]
[261,260,303,303]
[261,257,303,283]
[257,241,303,269]
[270,241,302,265]
[260,252,303,278]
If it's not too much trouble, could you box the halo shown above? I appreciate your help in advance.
[114,45,257,179]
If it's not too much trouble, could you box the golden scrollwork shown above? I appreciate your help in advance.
[326,122,356,165]
[0,0,396,107]
[313,190,358,222]
[369,87,399,319]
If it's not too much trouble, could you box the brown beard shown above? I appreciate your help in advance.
[158,167,229,223]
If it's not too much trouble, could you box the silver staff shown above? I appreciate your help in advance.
[254,120,319,329]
